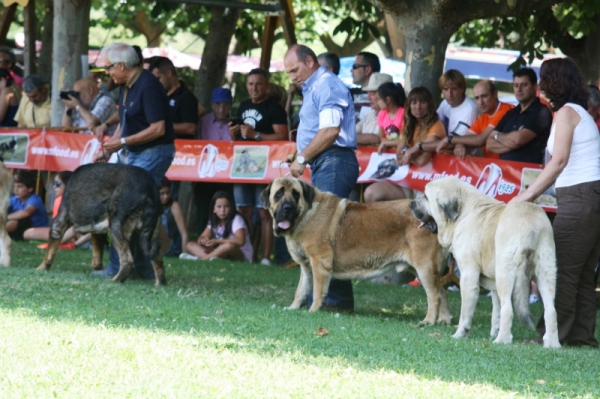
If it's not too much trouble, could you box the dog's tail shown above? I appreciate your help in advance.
[512,251,535,329]
[138,194,161,259]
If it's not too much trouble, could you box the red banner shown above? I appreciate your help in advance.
[0,130,556,211]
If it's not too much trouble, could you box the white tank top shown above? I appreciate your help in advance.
[547,103,600,188]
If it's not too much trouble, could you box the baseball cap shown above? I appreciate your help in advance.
[362,72,393,91]
[211,87,232,103]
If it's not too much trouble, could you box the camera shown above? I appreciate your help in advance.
[227,117,243,126]
[59,90,79,100]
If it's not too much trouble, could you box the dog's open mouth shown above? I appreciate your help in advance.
[277,220,291,230]
[418,216,438,234]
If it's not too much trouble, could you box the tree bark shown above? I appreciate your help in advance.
[51,0,91,126]
[194,7,239,110]
[133,9,164,47]
[559,13,600,85]
[38,0,53,84]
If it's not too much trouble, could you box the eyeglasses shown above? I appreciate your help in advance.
[104,63,116,71]
[54,181,62,187]
[351,64,368,70]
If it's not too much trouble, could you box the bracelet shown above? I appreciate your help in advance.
[418,141,424,151]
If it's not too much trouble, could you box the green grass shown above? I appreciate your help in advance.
[1,241,599,398]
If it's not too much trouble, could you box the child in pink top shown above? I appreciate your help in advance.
[376,82,406,154]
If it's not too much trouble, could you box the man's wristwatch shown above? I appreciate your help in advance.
[296,155,307,165]
[120,138,127,148]
[75,105,80,112]
[255,132,262,141]
[447,135,453,144]
[494,132,500,141]
[418,141,424,151]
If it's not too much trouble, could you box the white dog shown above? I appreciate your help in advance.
[410,176,560,348]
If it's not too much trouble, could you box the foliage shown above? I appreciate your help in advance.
[454,0,600,71]
[1,240,600,397]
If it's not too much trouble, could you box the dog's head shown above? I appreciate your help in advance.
[410,177,464,244]
[260,177,316,236]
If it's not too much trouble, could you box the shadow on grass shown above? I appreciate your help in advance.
[2,241,600,397]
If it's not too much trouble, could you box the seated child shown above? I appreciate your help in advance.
[159,177,188,257]
[7,169,49,240]
[184,190,252,262]
[23,171,91,248]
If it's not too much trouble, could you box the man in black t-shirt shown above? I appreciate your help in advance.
[349,51,380,121]
[486,68,552,164]
[228,68,288,265]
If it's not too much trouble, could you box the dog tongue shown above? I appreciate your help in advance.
[278,220,291,229]
[418,222,425,229]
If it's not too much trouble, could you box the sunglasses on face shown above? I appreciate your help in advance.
[54,181,62,187]
[352,64,368,70]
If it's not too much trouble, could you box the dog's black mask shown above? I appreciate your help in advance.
[273,189,301,235]
[409,200,438,234]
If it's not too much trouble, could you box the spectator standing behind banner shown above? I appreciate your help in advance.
[61,77,117,134]
[194,87,235,236]
[356,72,392,146]
[14,75,51,128]
[228,68,288,266]
[436,80,514,159]
[284,44,358,312]
[375,82,406,154]
[486,68,552,164]
[91,42,175,281]
[350,51,380,120]
[510,57,600,348]
[0,68,20,127]
[436,69,478,140]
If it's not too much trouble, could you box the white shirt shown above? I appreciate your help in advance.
[437,97,478,136]
[547,103,600,188]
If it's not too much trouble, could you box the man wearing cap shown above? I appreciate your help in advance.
[356,72,393,146]
[193,87,235,234]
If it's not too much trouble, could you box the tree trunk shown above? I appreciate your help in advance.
[384,13,405,61]
[134,10,164,47]
[563,13,600,85]
[37,0,53,84]
[194,7,239,110]
[51,0,91,126]
[396,14,457,98]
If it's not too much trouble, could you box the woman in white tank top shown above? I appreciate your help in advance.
[511,57,600,347]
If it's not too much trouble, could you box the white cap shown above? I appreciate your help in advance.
[362,72,393,91]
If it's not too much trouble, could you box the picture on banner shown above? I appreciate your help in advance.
[357,152,409,182]
[519,167,557,207]
[230,145,269,179]
[0,133,29,164]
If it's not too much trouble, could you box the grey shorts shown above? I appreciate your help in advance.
[233,183,268,209]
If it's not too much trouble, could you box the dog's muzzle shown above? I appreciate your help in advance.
[409,200,438,234]
[274,201,295,235]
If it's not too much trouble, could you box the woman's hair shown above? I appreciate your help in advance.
[0,68,13,86]
[159,177,174,208]
[401,87,439,146]
[539,57,589,111]
[57,171,73,186]
[377,82,406,108]
[208,190,242,239]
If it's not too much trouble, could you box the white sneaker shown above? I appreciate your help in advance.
[260,258,271,266]
[179,253,198,261]
[529,294,540,304]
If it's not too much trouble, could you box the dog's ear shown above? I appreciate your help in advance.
[298,179,316,209]
[259,182,273,209]
[438,197,460,222]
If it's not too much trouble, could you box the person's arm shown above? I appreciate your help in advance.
[173,93,199,137]
[486,127,536,154]
[62,108,74,127]
[410,135,442,167]
[357,133,381,146]
[241,123,289,141]
[510,108,577,203]
[173,122,197,137]
[0,87,13,122]
[289,125,340,177]
[103,120,164,154]
[211,226,246,248]
[437,126,495,154]
[7,204,36,221]
[170,201,188,254]
[94,111,120,140]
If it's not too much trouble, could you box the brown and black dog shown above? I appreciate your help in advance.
[261,177,451,325]
[37,163,166,286]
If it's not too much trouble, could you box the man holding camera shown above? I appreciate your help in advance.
[61,77,117,134]
[228,68,288,265]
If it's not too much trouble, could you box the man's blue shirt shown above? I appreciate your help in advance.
[297,67,356,153]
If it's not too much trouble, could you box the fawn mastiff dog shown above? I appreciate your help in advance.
[409,176,560,348]
[261,177,451,325]
[37,163,166,286]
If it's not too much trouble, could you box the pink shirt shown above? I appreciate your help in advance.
[208,214,253,262]
[377,108,405,140]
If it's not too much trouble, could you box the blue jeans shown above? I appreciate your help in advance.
[309,146,359,308]
[106,143,175,279]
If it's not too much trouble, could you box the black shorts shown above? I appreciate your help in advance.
[9,217,33,241]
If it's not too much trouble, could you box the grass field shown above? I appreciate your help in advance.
[0,241,599,398]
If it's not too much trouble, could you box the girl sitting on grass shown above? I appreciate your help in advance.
[183,191,252,262]
[377,82,406,154]
[159,177,188,257]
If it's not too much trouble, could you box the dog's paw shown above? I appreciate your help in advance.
[35,263,49,271]
[284,304,301,310]
[452,329,469,339]
[543,333,561,349]
[417,319,435,327]
[490,328,499,338]
[493,334,513,344]
[437,317,452,325]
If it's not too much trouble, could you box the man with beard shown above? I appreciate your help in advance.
[15,75,52,128]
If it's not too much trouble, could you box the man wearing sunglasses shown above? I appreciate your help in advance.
[350,52,380,121]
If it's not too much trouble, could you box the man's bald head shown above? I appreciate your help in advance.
[74,77,100,107]
[473,80,499,115]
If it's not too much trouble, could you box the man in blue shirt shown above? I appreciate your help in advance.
[93,42,175,280]
[284,44,359,312]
